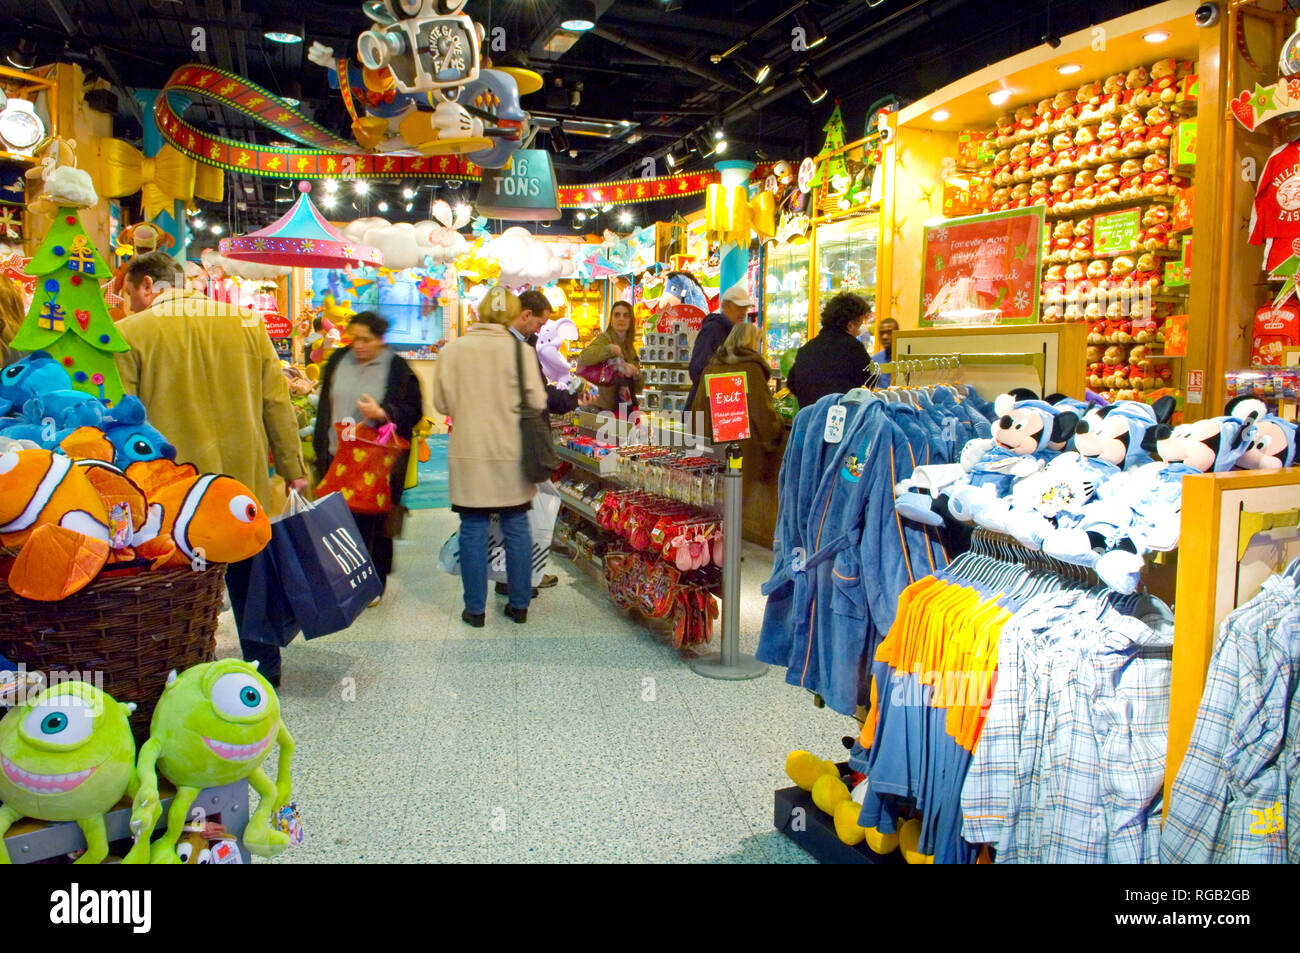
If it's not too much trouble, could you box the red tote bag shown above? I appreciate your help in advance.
[316,422,411,514]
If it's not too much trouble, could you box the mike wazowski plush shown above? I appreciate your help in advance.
[130,659,294,863]
[0,681,150,864]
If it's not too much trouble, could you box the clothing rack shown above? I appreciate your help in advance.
[870,351,1047,392]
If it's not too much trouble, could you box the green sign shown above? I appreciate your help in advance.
[1175,119,1197,167]
[1093,208,1141,256]
[475,149,560,220]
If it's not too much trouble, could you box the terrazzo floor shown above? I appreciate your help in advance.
[216,506,856,864]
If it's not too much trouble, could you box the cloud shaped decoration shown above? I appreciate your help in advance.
[200,247,292,281]
[339,201,473,271]
[479,226,576,289]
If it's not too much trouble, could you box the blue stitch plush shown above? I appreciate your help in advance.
[99,396,176,468]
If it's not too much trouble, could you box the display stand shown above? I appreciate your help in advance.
[3,779,252,864]
[690,444,767,680]
[1164,468,1300,813]
[773,782,902,866]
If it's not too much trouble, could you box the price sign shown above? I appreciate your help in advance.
[706,371,750,442]
[1093,208,1141,256]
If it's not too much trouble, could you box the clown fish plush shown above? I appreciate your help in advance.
[0,448,112,601]
[125,459,271,569]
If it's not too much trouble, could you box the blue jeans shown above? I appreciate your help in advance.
[459,509,532,614]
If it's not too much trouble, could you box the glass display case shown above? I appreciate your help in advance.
[762,242,811,371]
[815,217,879,313]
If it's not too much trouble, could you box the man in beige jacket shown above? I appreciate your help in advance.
[115,251,308,511]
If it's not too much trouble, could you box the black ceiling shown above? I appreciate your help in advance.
[4,0,1159,233]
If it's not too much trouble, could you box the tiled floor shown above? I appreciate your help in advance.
[219,506,857,864]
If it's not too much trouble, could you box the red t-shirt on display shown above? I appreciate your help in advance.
[1250,140,1300,272]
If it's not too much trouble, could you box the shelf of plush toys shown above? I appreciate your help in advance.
[949,57,1199,409]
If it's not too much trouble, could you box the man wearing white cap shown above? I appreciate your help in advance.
[685,283,755,413]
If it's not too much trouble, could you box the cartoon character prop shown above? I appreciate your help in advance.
[0,681,149,864]
[130,660,294,862]
[536,316,579,387]
[1227,396,1297,470]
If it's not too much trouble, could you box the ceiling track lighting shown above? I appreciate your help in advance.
[793,8,828,49]
[6,37,37,70]
[552,125,570,153]
[560,0,597,32]
[732,53,771,86]
[797,68,828,105]
[665,148,679,170]
[691,131,714,158]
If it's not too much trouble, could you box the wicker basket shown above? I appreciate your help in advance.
[0,564,227,744]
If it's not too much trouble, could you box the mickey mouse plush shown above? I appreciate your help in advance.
[1226,396,1297,470]
[894,392,1079,527]
[981,397,1174,547]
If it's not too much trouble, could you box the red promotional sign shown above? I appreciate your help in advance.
[920,206,1045,326]
[656,303,707,333]
[263,311,293,338]
[706,372,750,442]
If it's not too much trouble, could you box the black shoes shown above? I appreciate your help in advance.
[495,582,539,597]
[462,609,486,628]
[504,605,527,624]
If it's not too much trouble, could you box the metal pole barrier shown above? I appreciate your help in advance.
[691,443,767,680]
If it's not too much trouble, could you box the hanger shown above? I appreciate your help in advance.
[842,387,875,404]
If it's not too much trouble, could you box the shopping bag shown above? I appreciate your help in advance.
[437,532,461,576]
[271,491,383,639]
[225,546,301,647]
[488,481,562,586]
[316,421,411,515]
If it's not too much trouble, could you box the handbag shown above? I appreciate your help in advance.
[316,421,410,514]
[516,338,559,483]
[576,360,620,386]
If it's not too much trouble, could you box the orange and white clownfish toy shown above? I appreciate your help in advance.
[125,459,271,568]
[0,447,114,600]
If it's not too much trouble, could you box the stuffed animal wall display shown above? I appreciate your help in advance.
[0,681,149,864]
[131,659,294,863]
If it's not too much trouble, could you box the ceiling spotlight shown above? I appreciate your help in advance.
[570,82,583,108]
[691,131,713,157]
[601,203,613,212]
[263,17,303,44]
[552,125,570,152]
[793,8,828,49]
[1057,63,1083,75]
[236,201,248,211]
[732,53,771,85]
[378,201,389,212]
[6,38,37,70]
[1143,30,1171,43]
[323,179,338,193]
[405,202,413,212]
[714,127,725,141]
[210,224,223,235]
[569,149,578,158]
[561,1,597,32]
[797,69,828,105]
[931,109,951,122]
[575,212,587,224]
[402,187,415,199]
[988,88,1013,106]
[191,218,205,230]
[1041,34,1062,49]
[322,195,337,209]
[354,180,369,194]
[618,210,633,226]
[665,149,679,169]
[715,138,729,155]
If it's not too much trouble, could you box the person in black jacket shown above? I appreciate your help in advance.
[684,283,754,414]
[313,311,424,601]
[786,292,873,408]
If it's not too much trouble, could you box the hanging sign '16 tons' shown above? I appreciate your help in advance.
[475,150,560,221]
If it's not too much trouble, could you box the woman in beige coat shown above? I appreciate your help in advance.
[433,286,547,627]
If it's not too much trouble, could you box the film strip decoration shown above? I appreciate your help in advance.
[153,64,767,206]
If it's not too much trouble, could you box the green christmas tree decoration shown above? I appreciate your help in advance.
[11,206,127,405]
[810,103,849,192]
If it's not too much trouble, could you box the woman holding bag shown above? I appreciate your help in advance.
[313,311,423,604]
[577,300,640,413]
[434,287,548,627]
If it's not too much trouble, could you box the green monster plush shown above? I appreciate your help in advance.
[0,681,148,864]
[131,659,294,863]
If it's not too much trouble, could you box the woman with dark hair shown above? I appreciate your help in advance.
[313,310,424,604]
[786,291,872,408]
[577,300,640,413]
